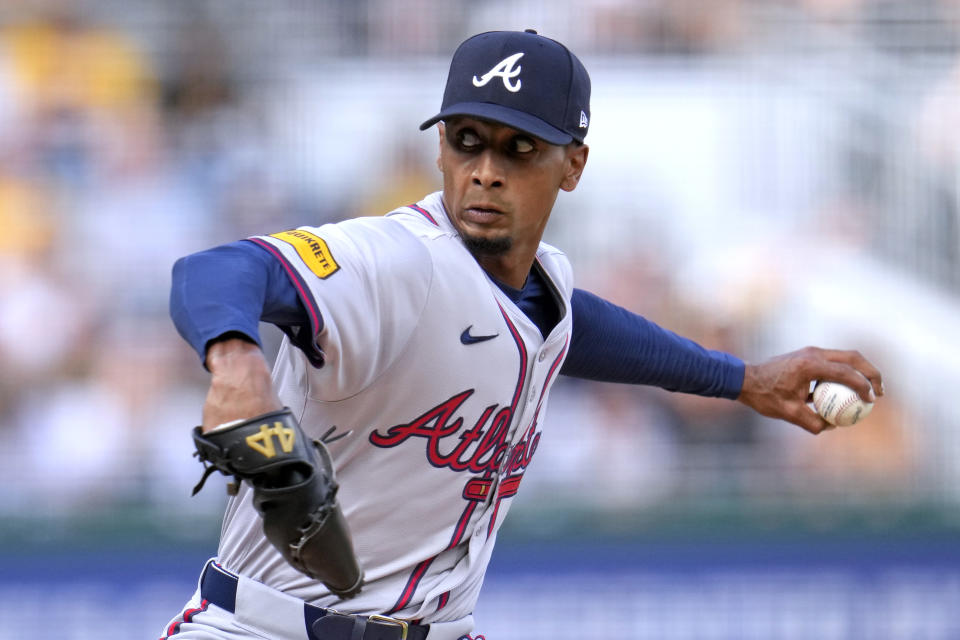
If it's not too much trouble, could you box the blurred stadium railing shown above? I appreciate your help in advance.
[0,1,958,638]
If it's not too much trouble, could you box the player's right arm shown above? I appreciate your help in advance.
[171,220,432,427]
[169,240,309,431]
[202,337,281,432]
[172,241,366,595]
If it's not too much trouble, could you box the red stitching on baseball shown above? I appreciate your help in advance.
[832,392,862,423]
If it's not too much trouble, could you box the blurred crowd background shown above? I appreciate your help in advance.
[0,0,958,638]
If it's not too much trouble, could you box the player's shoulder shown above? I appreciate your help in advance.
[257,212,432,282]
[383,191,457,240]
[326,212,419,241]
[326,214,435,268]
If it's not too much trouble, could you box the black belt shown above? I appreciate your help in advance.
[200,561,429,640]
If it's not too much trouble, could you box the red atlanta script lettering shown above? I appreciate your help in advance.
[369,389,539,474]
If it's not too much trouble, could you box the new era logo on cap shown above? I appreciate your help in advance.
[420,30,591,145]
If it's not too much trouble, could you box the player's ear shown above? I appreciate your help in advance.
[436,123,446,172]
[559,143,589,192]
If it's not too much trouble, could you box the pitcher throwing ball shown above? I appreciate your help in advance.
[163,29,883,640]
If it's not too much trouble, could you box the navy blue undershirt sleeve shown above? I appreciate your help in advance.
[169,240,314,366]
[561,288,745,399]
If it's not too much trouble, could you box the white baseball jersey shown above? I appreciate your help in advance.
[216,191,573,624]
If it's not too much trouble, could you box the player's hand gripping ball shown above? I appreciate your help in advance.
[812,381,874,426]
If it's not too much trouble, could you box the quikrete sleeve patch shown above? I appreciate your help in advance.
[269,229,340,279]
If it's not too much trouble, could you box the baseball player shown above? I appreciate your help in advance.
[162,30,883,640]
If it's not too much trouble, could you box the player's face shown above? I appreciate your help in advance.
[437,117,588,285]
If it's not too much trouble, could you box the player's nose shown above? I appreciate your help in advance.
[471,150,504,188]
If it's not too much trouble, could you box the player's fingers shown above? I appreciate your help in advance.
[799,350,877,403]
[782,400,833,435]
[816,348,884,398]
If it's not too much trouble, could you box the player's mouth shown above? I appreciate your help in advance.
[462,204,505,225]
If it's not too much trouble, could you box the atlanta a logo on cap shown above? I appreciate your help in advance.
[472,52,524,93]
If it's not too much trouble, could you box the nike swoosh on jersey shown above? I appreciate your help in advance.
[460,326,499,345]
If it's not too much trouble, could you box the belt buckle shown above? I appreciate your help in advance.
[368,614,409,640]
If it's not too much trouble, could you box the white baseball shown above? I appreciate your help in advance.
[812,381,874,426]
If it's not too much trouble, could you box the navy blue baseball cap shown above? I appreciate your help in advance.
[420,29,591,145]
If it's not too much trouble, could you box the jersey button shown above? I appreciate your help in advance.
[537,351,547,362]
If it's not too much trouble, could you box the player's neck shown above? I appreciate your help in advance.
[475,252,534,289]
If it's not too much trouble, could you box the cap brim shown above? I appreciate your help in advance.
[419,102,573,145]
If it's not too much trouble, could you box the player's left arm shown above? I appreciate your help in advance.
[737,347,883,434]
[563,289,883,434]
[562,288,744,398]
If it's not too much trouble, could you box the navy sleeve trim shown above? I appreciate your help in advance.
[245,238,326,367]
[170,249,263,365]
[561,288,745,399]
[169,240,322,368]
[247,238,323,329]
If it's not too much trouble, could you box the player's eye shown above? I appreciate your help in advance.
[510,136,536,154]
[457,129,482,150]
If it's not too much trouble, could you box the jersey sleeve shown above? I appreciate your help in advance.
[250,217,433,400]
[169,240,316,366]
[562,288,745,399]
